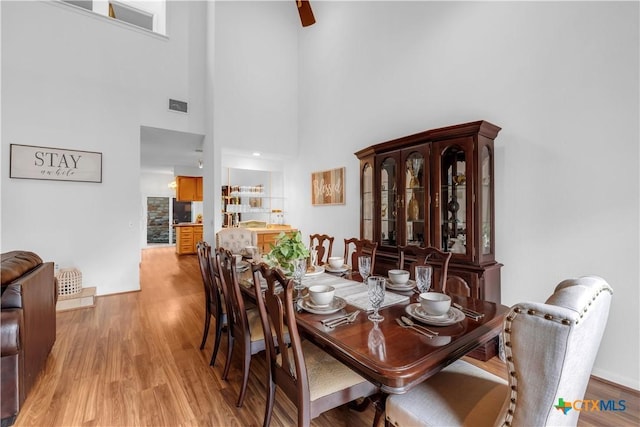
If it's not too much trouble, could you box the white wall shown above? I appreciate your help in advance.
[291,2,639,389]
[1,1,206,295]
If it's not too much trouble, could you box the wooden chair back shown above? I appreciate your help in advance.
[196,241,226,366]
[309,234,334,265]
[252,263,378,427]
[216,248,266,407]
[397,246,452,293]
[344,238,378,277]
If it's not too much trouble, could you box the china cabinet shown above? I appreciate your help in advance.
[356,120,502,359]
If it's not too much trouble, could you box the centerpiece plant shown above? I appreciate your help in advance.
[266,231,310,276]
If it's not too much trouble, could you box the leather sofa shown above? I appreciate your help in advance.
[1,251,57,427]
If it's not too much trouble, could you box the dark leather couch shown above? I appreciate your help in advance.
[1,251,57,427]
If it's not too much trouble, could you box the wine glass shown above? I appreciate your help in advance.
[292,258,307,291]
[367,276,386,322]
[358,255,371,283]
[415,265,433,294]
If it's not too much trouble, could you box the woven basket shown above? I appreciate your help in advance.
[56,268,82,296]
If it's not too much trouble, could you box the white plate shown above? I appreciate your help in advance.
[325,264,349,273]
[304,265,325,277]
[297,296,347,314]
[405,304,465,326]
[235,260,250,272]
[386,279,416,291]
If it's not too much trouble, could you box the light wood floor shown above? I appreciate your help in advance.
[13,247,638,426]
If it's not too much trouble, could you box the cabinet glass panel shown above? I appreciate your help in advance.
[481,146,492,255]
[405,152,426,246]
[441,146,467,254]
[380,157,397,246]
[362,163,374,240]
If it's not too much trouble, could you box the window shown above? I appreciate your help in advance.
[61,0,166,35]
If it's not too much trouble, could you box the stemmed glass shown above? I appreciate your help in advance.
[367,276,386,322]
[358,255,371,283]
[292,258,307,291]
[415,265,433,294]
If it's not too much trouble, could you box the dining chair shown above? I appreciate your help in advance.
[385,275,613,427]
[215,248,267,407]
[196,241,227,367]
[309,234,334,265]
[397,246,452,293]
[343,238,378,277]
[216,227,257,254]
[252,263,379,427]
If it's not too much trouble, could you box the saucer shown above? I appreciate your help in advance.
[297,296,346,314]
[386,279,415,291]
[325,264,349,273]
[304,265,325,277]
[405,304,465,326]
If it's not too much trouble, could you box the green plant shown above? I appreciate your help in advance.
[266,231,310,275]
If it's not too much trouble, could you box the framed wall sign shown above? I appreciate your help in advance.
[10,144,102,183]
[312,167,345,205]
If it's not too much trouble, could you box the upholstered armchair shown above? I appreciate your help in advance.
[215,228,257,254]
[385,276,613,427]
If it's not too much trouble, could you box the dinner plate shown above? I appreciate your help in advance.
[405,304,465,326]
[386,279,416,291]
[235,260,250,272]
[325,264,349,273]
[304,265,325,277]
[297,295,347,314]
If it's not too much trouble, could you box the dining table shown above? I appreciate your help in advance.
[238,264,509,395]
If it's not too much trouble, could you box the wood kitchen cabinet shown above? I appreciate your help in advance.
[176,176,203,201]
[253,227,298,254]
[355,120,502,359]
[175,224,203,254]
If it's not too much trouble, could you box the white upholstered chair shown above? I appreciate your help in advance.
[385,275,613,427]
[216,227,257,254]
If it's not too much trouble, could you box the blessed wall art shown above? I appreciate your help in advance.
[10,144,102,183]
[311,167,345,205]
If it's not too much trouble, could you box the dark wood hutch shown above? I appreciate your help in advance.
[355,120,503,359]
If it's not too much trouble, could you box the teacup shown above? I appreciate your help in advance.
[328,256,343,269]
[419,292,451,316]
[233,254,243,266]
[308,285,335,307]
[388,269,410,285]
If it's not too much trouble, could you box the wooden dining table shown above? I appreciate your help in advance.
[239,267,508,395]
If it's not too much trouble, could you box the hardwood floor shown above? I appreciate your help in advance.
[13,247,638,426]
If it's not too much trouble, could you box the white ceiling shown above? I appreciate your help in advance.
[140,126,205,174]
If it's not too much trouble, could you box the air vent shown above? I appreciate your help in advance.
[169,99,188,113]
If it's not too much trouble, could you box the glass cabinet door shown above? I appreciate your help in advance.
[378,155,397,247]
[480,145,493,259]
[403,150,427,246]
[362,162,374,241]
[436,138,473,259]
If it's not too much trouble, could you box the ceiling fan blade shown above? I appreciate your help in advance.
[296,0,316,27]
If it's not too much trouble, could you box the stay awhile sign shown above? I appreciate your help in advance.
[10,144,102,183]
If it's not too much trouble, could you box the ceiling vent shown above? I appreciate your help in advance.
[169,99,188,113]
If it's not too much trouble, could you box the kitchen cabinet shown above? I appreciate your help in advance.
[176,176,203,202]
[355,120,502,359]
[175,224,203,254]
[252,227,298,254]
